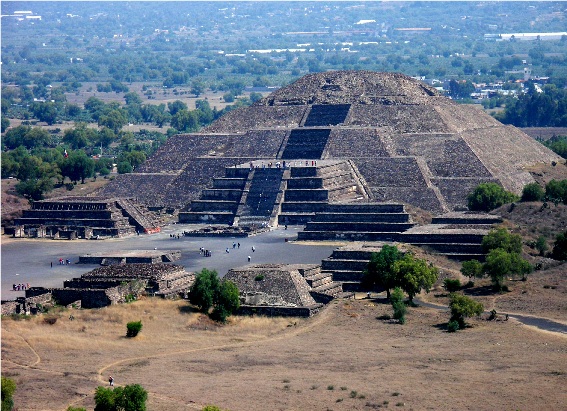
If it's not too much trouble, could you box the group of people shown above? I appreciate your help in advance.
[57,258,71,265]
[248,160,318,170]
[169,233,182,239]
[13,283,30,291]
[202,244,255,261]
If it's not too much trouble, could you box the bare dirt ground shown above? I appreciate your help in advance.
[2,295,566,411]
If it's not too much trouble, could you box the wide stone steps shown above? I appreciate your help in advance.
[303,272,333,288]
[311,281,343,296]
[212,178,247,189]
[304,222,415,232]
[298,231,401,241]
[324,270,366,282]
[313,212,411,223]
[187,200,240,212]
[321,259,370,271]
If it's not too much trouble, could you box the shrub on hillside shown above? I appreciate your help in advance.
[448,293,484,330]
[126,320,143,338]
[443,278,461,292]
[521,182,545,202]
[552,231,567,261]
[467,182,519,212]
[94,384,147,411]
[390,287,407,325]
[1,376,16,411]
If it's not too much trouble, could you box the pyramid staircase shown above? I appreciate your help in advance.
[235,167,287,227]
[116,198,160,233]
[297,265,344,300]
[178,167,249,224]
[278,160,366,225]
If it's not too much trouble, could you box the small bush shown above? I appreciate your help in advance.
[126,320,143,337]
[202,406,223,411]
[521,182,545,202]
[447,320,460,332]
[44,317,58,325]
[254,274,264,281]
[327,385,334,390]
[443,278,461,292]
[350,390,358,398]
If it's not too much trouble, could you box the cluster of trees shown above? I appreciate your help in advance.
[495,85,567,127]
[362,245,439,303]
[461,228,532,291]
[188,269,240,322]
[521,179,567,205]
[541,135,567,159]
[93,384,148,411]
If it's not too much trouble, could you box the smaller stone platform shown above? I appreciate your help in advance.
[78,250,181,265]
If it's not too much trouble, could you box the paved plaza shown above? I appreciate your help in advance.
[1,225,338,300]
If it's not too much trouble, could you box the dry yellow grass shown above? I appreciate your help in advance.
[2,295,566,411]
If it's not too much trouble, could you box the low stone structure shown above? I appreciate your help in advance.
[78,250,181,265]
[14,196,160,239]
[0,263,196,313]
[224,263,348,317]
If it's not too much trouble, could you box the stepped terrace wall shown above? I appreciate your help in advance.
[204,105,307,132]
[391,134,492,178]
[99,174,177,207]
[459,126,562,194]
[136,134,234,173]
[164,158,251,208]
[325,129,390,158]
[346,104,450,133]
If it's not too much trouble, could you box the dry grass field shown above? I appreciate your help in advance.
[2,292,566,411]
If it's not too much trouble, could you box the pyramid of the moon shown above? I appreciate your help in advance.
[99,71,561,214]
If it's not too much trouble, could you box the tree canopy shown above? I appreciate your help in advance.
[467,182,519,212]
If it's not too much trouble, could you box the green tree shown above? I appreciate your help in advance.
[461,259,483,280]
[117,161,133,174]
[189,268,220,313]
[99,109,128,134]
[59,150,95,184]
[63,123,97,149]
[545,179,567,204]
[1,376,16,411]
[393,253,439,302]
[1,116,10,133]
[483,248,512,291]
[390,286,406,324]
[126,321,143,338]
[16,177,54,202]
[467,182,519,212]
[535,236,548,257]
[551,231,567,261]
[94,384,147,411]
[191,81,206,97]
[362,245,404,299]
[32,101,58,125]
[167,100,188,116]
[482,228,522,254]
[211,280,240,322]
[448,293,484,330]
[171,109,198,132]
[4,125,51,150]
[521,182,545,202]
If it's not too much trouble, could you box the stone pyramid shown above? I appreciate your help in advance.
[100,71,561,213]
